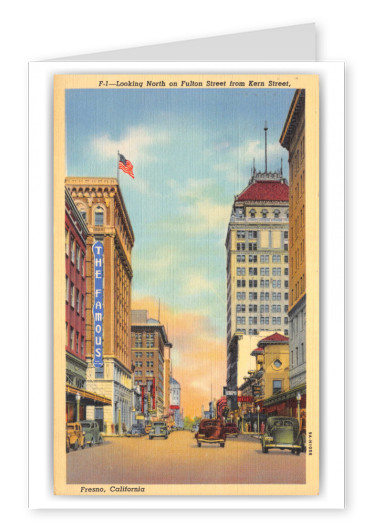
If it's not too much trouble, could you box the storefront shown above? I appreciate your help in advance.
[66,384,112,427]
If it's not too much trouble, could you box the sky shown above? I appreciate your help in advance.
[65,87,295,417]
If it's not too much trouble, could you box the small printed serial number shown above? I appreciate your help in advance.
[308,432,313,455]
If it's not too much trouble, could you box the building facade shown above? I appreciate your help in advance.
[169,376,183,428]
[65,188,89,421]
[65,177,134,434]
[226,155,289,395]
[280,89,306,388]
[131,310,172,419]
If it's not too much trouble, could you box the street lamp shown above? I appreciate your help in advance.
[75,392,81,422]
[296,392,302,426]
[256,405,260,434]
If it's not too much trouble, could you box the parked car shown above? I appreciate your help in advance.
[149,421,168,439]
[66,422,86,450]
[223,422,240,437]
[260,417,303,455]
[79,420,103,446]
[195,419,226,448]
[125,424,146,437]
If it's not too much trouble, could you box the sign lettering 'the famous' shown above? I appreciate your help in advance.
[92,241,104,368]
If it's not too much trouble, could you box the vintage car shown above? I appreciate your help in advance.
[260,417,303,455]
[195,419,226,448]
[223,422,240,437]
[79,420,103,446]
[149,421,168,439]
[66,422,86,450]
[125,424,146,437]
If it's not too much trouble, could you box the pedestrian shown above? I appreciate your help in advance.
[253,421,257,433]
[261,421,265,434]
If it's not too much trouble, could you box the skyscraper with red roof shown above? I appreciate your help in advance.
[225,134,289,396]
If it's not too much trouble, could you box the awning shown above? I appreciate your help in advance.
[66,384,112,406]
[262,383,306,407]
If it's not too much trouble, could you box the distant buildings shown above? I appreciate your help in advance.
[131,310,172,419]
[170,376,183,428]
[65,178,134,434]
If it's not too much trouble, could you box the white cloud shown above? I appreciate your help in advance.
[91,125,170,162]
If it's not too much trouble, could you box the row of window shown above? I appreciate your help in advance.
[65,276,85,316]
[236,316,285,325]
[133,332,155,348]
[237,279,289,288]
[237,254,287,264]
[235,208,287,219]
[236,243,258,251]
[134,370,155,377]
[65,229,85,276]
[237,230,288,240]
[291,342,305,368]
[236,329,289,337]
[134,351,155,358]
[237,304,287,313]
[237,267,289,276]
[237,292,288,301]
[134,361,154,367]
[66,323,84,355]
[292,275,306,303]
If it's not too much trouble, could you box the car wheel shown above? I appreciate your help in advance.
[295,449,301,456]
[149,436,153,440]
[165,435,168,439]
[220,443,225,448]
[73,440,78,451]
[262,445,268,453]
[91,437,95,447]
[81,437,86,449]
[197,442,201,447]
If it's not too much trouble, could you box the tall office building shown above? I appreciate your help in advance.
[65,177,134,434]
[226,127,289,393]
[280,89,306,388]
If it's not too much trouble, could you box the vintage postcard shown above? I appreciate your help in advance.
[54,73,319,496]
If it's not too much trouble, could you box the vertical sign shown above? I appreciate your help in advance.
[92,241,104,368]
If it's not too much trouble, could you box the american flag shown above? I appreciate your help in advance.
[118,153,135,179]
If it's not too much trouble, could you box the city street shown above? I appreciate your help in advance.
[67,430,306,485]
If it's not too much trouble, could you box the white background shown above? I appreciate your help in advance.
[1,0,370,526]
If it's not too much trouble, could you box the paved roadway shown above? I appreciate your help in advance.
[67,430,305,485]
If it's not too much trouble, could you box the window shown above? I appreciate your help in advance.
[81,295,85,317]
[260,279,269,288]
[249,280,258,287]
[260,292,269,301]
[250,210,256,219]
[135,352,143,358]
[237,242,245,251]
[135,333,142,347]
[284,317,289,324]
[248,230,257,238]
[284,305,288,312]
[272,305,281,313]
[248,242,257,251]
[95,207,104,226]
[273,359,282,368]
[284,268,289,275]
[81,336,84,356]
[237,280,246,287]
[260,316,269,325]
[248,305,257,312]
[272,267,281,275]
[272,380,282,394]
[249,329,258,335]
[146,333,154,348]
[284,329,289,336]
[95,366,104,379]
[237,267,245,276]
[65,228,69,255]
[70,326,74,350]
[272,255,281,263]
[302,342,305,363]
[272,317,281,325]
[237,254,245,262]
[65,276,69,302]
[274,210,280,218]
[249,317,257,325]
[272,292,281,300]
[236,304,246,312]
[260,267,270,276]
[79,209,87,221]
[284,255,288,263]
[70,235,75,263]
[284,243,289,251]
[260,305,269,313]
[248,255,257,262]
[81,251,85,276]
[70,283,75,308]
[76,331,79,353]
[237,316,246,325]
[260,255,269,263]
[249,292,257,300]
[248,267,257,275]
[284,292,289,300]
[284,231,288,239]
[76,247,81,270]
[237,231,245,238]
[262,209,268,218]
[236,208,244,218]
[272,279,281,288]
[237,292,246,300]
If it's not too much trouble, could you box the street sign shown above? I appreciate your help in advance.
[225,389,237,396]
[237,396,253,403]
